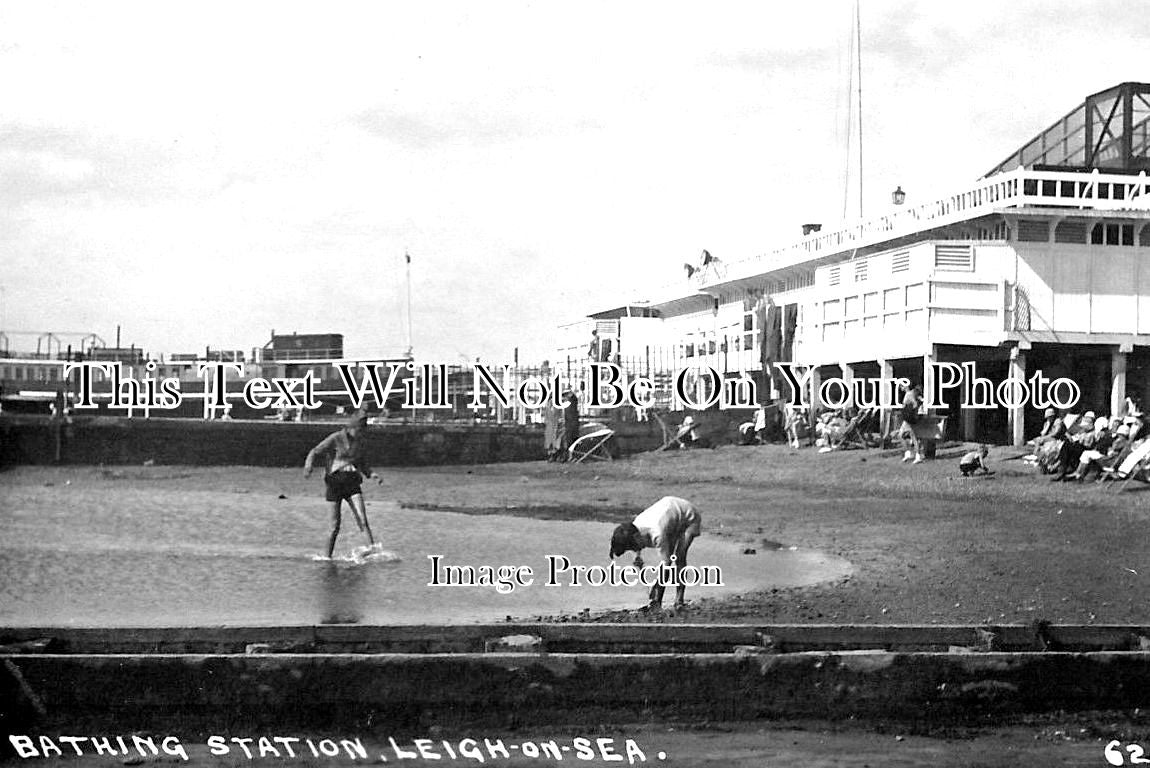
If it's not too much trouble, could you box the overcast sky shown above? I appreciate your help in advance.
[1,1,1147,363]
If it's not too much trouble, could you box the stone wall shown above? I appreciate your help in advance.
[0,417,546,467]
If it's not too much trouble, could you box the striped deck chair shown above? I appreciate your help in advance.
[1105,439,1150,491]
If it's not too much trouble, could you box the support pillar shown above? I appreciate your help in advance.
[808,367,823,429]
[878,359,893,438]
[1008,346,1027,448]
[923,348,937,411]
[839,363,855,408]
[1112,344,1130,419]
[962,402,979,442]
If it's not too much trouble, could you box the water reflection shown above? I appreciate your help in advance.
[0,494,852,625]
[315,562,367,625]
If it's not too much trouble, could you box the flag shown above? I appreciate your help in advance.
[405,252,411,264]
[701,249,714,265]
[683,263,696,278]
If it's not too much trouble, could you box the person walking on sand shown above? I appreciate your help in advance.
[900,383,925,464]
[609,496,702,611]
[304,409,382,558]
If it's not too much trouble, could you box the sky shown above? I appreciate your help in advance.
[1,1,1147,364]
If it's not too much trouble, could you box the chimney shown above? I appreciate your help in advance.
[802,223,822,236]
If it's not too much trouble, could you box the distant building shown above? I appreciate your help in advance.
[258,333,343,362]
[247,332,343,381]
[85,346,146,365]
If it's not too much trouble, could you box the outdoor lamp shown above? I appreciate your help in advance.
[892,186,906,205]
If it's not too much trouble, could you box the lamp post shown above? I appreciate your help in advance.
[892,186,906,205]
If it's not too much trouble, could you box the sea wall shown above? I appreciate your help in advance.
[0,417,547,468]
[0,406,758,468]
[7,647,1150,731]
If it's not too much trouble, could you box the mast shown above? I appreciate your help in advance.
[842,1,864,220]
[405,251,413,358]
[855,0,863,219]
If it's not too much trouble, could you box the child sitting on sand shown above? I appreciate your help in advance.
[959,445,994,477]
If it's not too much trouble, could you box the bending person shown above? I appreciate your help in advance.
[304,409,382,558]
[609,496,702,611]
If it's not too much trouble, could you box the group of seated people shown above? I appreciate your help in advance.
[1029,401,1147,482]
[736,404,884,451]
[740,404,815,448]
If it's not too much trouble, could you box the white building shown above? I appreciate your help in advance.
[561,82,1150,445]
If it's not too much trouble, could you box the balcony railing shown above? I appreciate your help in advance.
[717,168,1150,286]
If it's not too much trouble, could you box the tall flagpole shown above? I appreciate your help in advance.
[405,251,413,358]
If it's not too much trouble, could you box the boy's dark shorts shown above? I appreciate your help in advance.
[324,470,363,502]
[959,461,978,476]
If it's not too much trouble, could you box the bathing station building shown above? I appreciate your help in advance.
[558,82,1150,445]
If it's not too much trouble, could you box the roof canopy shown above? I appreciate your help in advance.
[984,82,1150,177]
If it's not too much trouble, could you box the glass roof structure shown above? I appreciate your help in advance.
[984,82,1150,177]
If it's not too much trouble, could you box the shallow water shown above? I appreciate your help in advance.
[0,478,851,626]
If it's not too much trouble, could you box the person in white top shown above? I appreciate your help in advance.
[609,496,702,610]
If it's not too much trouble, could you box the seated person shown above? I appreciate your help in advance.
[1030,408,1066,446]
[737,420,758,445]
[1053,415,1107,481]
[1123,399,1145,443]
[1080,424,1130,482]
[753,404,771,442]
[672,415,712,449]
[785,406,810,448]
[959,445,994,476]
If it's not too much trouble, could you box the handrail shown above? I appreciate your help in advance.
[708,168,1150,289]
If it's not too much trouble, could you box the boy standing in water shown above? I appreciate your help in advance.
[304,410,381,558]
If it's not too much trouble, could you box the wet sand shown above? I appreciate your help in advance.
[0,463,849,626]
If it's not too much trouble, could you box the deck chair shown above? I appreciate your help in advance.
[830,407,879,450]
[652,416,708,451]
[569,425,617,463]
[1104,439,1150,491]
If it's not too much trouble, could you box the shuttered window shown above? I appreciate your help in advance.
[1054,221,1087,243]
[1017,220,1050,242]
[890,251,910,273]
[934,244,974,271]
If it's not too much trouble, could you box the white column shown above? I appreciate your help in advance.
[839,363,854,408]
[1008,347,1027,447]
[808,366,823,429]
[878,358,893,437]
[1112,345,1130,419]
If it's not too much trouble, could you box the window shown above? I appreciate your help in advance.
[1017,220,1049,242]
[1055,221,1087,243]
[1091,223,1135,246]
[884,287,903,310]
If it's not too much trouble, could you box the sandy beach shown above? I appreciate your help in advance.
[5,442,1150,766]
[3,441,1147,626]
